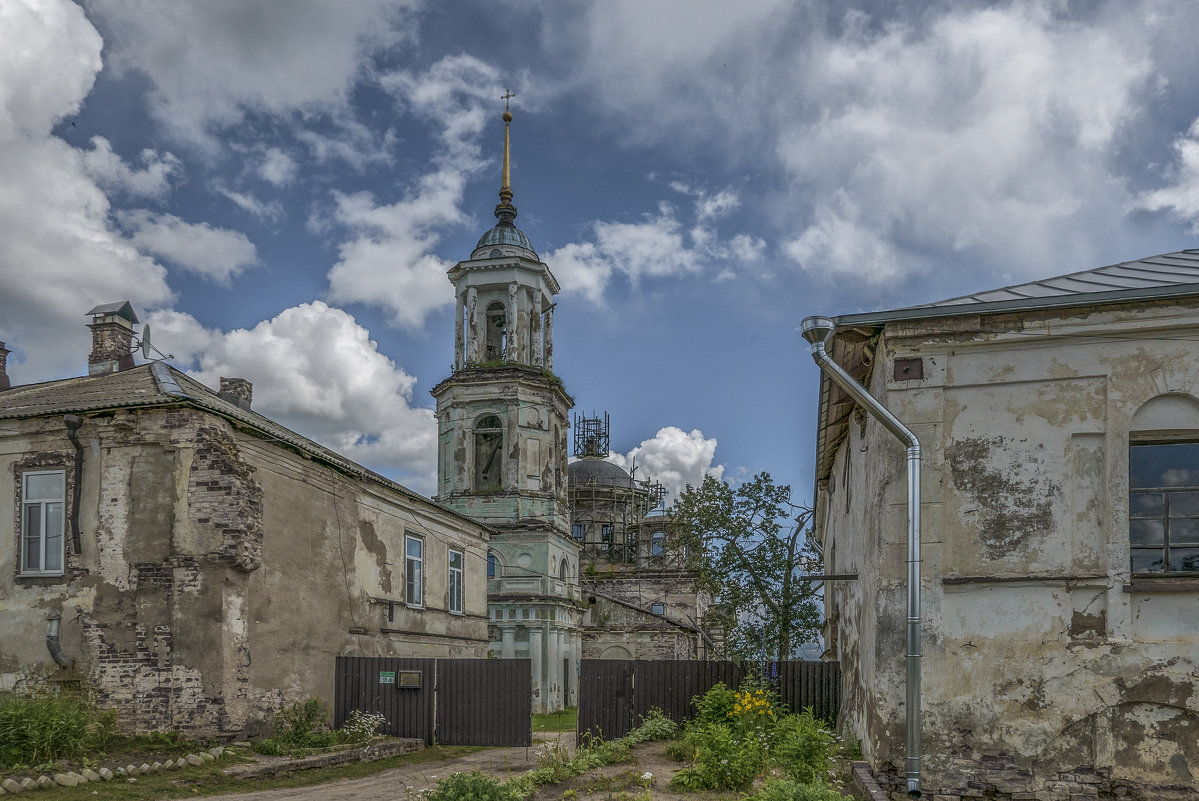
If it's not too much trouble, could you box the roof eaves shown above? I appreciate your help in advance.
[834,281,1199,329]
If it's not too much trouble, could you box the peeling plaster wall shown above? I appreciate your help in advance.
[0,406,489,737]
[818,301,1199,800]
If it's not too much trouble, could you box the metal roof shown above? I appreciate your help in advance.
[836,249,1199,327]
[0,363,491,533]
[473,219,538,260]
[85,301,139,324]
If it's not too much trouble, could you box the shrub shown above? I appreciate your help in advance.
[0,692,117,769]
[668,721,765,791]
[626,709,677,743]
[692,682,737,725]
[256,698,340,753]
[749,778,855,801]
[429,771,519,801]
[770,708,836,784]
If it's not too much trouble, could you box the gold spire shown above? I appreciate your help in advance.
[496,90,516,220]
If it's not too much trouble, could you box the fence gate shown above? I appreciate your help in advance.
[578,659,840,741]
[334,657,531,746]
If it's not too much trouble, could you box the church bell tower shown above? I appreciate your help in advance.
[430,102,579,712]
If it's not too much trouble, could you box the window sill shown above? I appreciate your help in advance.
[1123,575,1199,593]
[16,572,67,583]
[448,610,465,617]
[405,603,424,611]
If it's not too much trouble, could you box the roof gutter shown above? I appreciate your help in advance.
[801,316,922,799]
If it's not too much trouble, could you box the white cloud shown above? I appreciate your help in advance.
[0,0,173,383]
[80,136,180,198]
[606,426,724,504]
[1135,117,1199,230]
[552,2,1159,289]
[217,186,284,221]
[149,302,438,494]
[258,147,297,186]
[326,55,504,329]
[85,0,415,149]
[121,211,258,286]
[548,197,766,300]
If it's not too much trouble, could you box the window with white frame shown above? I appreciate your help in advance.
[651,530,666,557]
[448,548,464,614]
[405,536,424,606]
[21,470,65,575]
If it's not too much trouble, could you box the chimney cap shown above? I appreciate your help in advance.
[86,301,139,324]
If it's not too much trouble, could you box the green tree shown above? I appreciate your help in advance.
[672,472,821,661]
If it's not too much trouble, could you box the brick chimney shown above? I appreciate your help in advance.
[0,341,10,390]
[87,302,139,375]
[218,377,253,411]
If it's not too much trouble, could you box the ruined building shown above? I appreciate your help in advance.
[810,249,1199,800]
[0,302,491,736]
[569,413,718,659]
[430,107,581,713]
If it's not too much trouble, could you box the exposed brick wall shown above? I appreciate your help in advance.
[188,425,263,572]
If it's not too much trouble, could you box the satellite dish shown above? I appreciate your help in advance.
[135,324,174,362]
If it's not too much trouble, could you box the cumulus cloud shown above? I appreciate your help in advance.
[1135,117,1199,230]
[149,302,438,494]
[550,2,1160,291]
[325,55,505,329]
[547,196,765,301]
[0,0,172,382]
[121,211,258,285]
[80,136,181,198]
[85,0,415,149]
[258,147,298,186]
[606,426,724,504]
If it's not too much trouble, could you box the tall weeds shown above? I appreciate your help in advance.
[0,692,116,769]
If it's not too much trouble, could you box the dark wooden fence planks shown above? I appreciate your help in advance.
[435,658,531,746]
[578,660,840,740]
[334,657,531,746]
[334,656,436,741]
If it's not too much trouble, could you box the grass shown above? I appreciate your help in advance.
[16,744,487,800]
[532,706,577,733]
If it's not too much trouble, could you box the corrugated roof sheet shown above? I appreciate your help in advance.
[837,249,1199,326]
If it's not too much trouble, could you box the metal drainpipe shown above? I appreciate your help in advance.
[63,415,84,556]
[801,316,922,798]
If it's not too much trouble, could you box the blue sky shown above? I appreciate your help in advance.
[5,1,1199,503]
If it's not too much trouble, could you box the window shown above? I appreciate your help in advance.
[651,530,666,557]
[559,558,568,581]
[448,549,464,614]
[1130,441,1199,572]
[487,551,499,578]
[405,536,424,605]
[474,415,504,491]
[601,524,614,551]
[572,523,585,542]
[651,602,665,615]
[21,471,65,575]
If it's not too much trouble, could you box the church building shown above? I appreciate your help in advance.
[430,106,581,713]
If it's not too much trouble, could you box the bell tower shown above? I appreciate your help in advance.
[430,102,579,712]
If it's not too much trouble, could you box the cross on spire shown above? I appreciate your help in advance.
[501,89,516,111]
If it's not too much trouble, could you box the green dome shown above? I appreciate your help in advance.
[472,217,538,260]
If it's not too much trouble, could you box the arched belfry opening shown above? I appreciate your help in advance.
[474,414,504,491]
[485,302,506,361]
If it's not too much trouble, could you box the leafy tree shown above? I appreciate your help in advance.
[672,472,821,661]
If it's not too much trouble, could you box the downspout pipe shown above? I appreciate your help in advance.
[63,415,84,557]
[800,316,922,798]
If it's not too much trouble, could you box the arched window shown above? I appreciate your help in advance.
[1129,394,1199,574]
[651,530,666,557]
[559,558,569,581]
[487,551,500,578]
[485,302,506,361]
[475,415,503,491]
